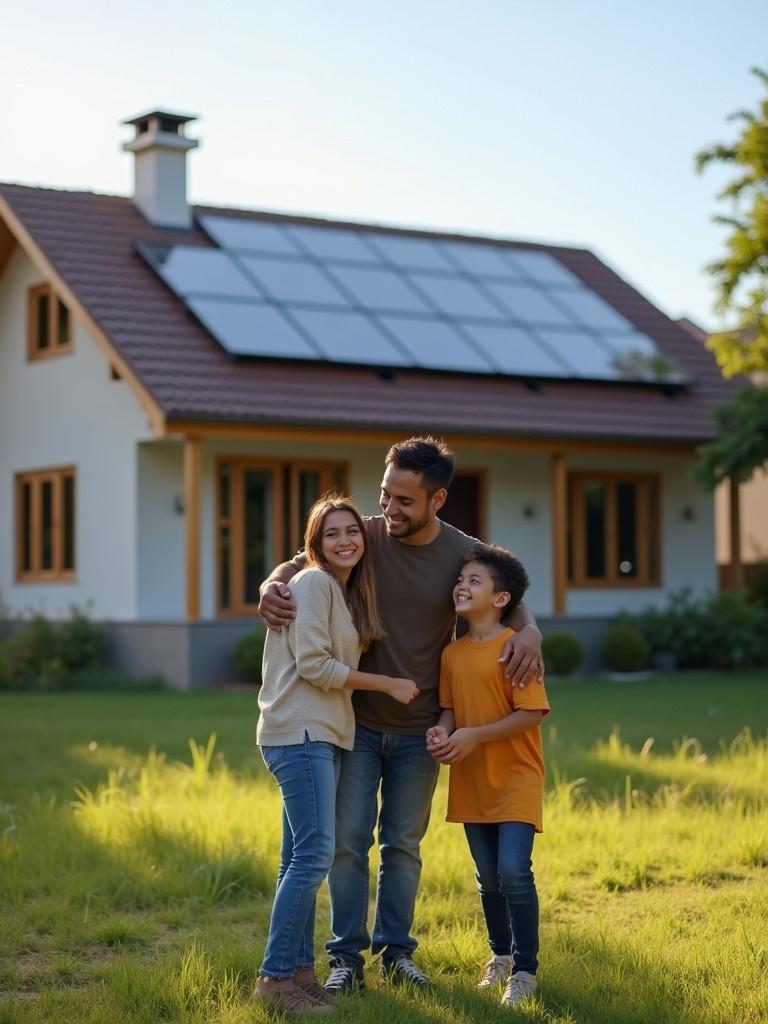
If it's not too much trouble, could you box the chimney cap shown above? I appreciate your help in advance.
[122,108,198,129]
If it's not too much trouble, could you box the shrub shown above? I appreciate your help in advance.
[620,587,768,670]
[233,624,267,682]
[542,630,584,676]
[750,568,768,611]
[601,624,649,672]
[0,607,108,691]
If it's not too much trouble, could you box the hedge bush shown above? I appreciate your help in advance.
[619,587,768,670]
[233,623,268,682]
[601,624,649,672]
[0,607,165,691]
[541,630,584,676]
[0,607,107,690]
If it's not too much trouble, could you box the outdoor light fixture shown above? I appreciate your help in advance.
[173,495,186,515]
[681,505,696,521]
[522,503,537,520]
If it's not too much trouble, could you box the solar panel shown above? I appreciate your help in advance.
[535,328,629,379]
[506,250,581,286]
[553,287,632,331]
[462,323,571,377]
[483,282,575,327]
[200,215,300,255]
[409,274,505,319]
[367,234,454,271]
[327,265,430,313]
[188,298,319,358]
[241,256,350,306]
[441,241,522,279]
[137,221,688,385]
[290,309,410,366]
[150,246,259,298]
[288,225,380,263]
[378,316,493,373]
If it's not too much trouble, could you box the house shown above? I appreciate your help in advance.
[677,318,768,592]
[0,111,733,687]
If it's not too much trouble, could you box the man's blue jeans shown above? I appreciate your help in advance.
[326,724,440,967]
[260,737,340,978]
[463,821,539,975]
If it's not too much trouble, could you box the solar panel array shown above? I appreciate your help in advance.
[137,215,686,384]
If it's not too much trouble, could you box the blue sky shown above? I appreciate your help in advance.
[2,1,766,329]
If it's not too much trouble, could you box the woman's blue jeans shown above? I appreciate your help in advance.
[463,821,539,975]
[260,736,340,978]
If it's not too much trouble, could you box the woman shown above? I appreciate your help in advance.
[254,495,419,1015]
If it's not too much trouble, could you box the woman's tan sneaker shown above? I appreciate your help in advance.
[253,976,333,1014]
[293,969,337,1005]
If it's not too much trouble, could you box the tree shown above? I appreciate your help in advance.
[695,385,768,489]
[696,66,768,378]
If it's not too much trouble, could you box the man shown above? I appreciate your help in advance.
[258,437,544,994]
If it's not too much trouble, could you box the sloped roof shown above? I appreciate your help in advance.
[0,182,732,444]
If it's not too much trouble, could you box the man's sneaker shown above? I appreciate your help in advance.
[253,977,333,1015]
[381,953,430,989]
[324,957,365,996]
[500,971,537,1006]
[477,954,513,990]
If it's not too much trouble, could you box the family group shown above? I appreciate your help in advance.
[254,437,550,1014]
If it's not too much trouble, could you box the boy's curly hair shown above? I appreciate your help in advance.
[462,543,529,611]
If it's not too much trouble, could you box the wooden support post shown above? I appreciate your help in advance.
[729,473,744,589]
[184,436,203,620]
[551,451,567,616]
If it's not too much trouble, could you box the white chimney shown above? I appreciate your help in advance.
[122,109,199,229]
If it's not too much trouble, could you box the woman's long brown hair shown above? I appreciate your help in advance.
[304,494,384,652]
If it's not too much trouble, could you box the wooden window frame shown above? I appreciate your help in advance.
[15,466,77,582]
[215,457,349,617]
[568,471,661,588]
[27,284,72,361]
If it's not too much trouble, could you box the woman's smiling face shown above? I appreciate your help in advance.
[321,508,365,581]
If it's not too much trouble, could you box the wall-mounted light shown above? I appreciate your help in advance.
[173,495,186,515]
[522,503,537,520]
[681,505,696,522]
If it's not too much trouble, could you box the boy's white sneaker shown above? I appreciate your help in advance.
[477,955,513,989]
[500,971,537,1006]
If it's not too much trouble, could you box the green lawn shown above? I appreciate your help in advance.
[1,671,767,1023]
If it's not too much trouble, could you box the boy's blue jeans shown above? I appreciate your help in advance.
[463,821,539,975]
[326,724,440,966]
[260,737,340,978]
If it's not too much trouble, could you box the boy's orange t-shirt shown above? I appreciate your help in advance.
[439,627,550,830]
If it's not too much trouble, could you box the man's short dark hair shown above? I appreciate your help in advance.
[385,436,455,495]
[463,543,529,611]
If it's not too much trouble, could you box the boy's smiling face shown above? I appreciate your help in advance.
[453,559,511,618]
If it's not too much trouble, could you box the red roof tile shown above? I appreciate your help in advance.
[0,183,733,443]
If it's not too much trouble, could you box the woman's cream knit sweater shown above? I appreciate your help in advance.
[257,567,362,751]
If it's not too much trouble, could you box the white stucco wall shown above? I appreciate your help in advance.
[0,246,153,618]
[132,436,716,621]
[715,470,768,565]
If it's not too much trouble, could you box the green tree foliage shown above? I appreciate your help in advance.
[695,384,768,489]
[696,66,768,377]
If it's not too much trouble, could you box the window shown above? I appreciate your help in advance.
[15,467,76,581]
[28,284,72,360]
[216,459,347,615]
[568,473,660,587]
[440,471,486,540]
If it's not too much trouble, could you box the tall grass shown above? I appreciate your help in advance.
[1,685,767,1023]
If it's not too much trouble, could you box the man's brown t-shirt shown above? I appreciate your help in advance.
[354,515,477,735]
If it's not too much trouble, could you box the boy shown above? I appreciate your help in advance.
[426,543,550,1008]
